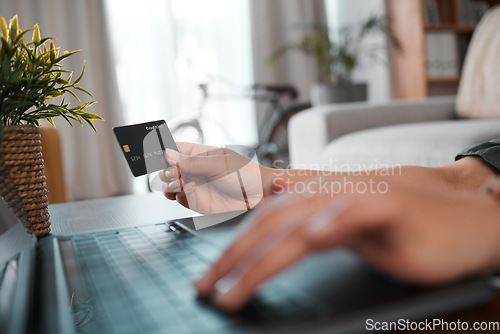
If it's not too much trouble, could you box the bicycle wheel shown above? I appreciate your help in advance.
[259,102,311,168]
[171,120,205,144]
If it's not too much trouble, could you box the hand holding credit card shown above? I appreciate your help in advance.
[113,120,263,215]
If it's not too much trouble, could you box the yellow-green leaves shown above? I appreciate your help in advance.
[9,15,18,42]
[0,14,100,133]
[73,62,85,85]
[0,16,8,38]
[49,41,56,62]
[33,24,40,46]
[73,85,92,97]
[46,117,55,127]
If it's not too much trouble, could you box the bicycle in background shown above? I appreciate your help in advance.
[171,78,311,168]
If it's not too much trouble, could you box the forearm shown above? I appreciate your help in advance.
[263,156,498,194]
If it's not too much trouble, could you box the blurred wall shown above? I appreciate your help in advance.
[250,0,327,131]
[325,0,392,102]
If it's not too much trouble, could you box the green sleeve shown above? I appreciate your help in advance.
[455,138,500,172]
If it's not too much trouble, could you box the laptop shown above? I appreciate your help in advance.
[0,195,498,334]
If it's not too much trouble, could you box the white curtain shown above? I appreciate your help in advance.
[0,0,132,201]
[104,0,256,193]
[104,0,256,147]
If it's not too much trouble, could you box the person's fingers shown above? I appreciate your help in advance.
[160,166,183,200]
[270,177,291,195]
[162,182,176,200]
[177,183,197,206]
[213,220,310,311]
[163,191,177,201]
[306,193,401,249]
[164,179,183,193]
[303,197,351,248]
[175,142,199,156]
[176,191,190,208]
[165,193,177,201]
[165,149,229,178]
[194,194,303,296]
[166,145,237,162]
[160,166,179,183]
[164,148,182,164]
[207,192,401,311]
[165,145,249,176]
[176,142,223,156]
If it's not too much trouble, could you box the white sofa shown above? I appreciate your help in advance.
[288,96,500,170]
[288,6,500,171]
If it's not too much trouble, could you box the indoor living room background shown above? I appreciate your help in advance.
[0,0,497,203]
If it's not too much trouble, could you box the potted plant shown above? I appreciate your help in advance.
[0,15,102,236]
[270,15,402,106]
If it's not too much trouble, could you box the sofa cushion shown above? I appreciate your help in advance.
[318,120,500,171]
[457,6,500,118]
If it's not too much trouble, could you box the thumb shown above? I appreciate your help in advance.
[165,147,254,179]
[165,148,228,177]
[164,148,181,163]
[175,142,219,155]
[175,142,197,155]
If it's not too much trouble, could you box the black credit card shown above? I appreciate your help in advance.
[113,120,178,177]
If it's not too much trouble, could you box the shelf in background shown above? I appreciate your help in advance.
[424,24,476,33]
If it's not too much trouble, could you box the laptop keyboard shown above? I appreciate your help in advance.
[0,258,19,327]
[0,260,7,286]
[66,223,326,334]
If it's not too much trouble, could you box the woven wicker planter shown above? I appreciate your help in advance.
[0,126,51,237]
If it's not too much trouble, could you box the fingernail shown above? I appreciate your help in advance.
[165,148,180,161]
[215,277,236,295]
[164,168,175,179]
[214,278,242,310]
